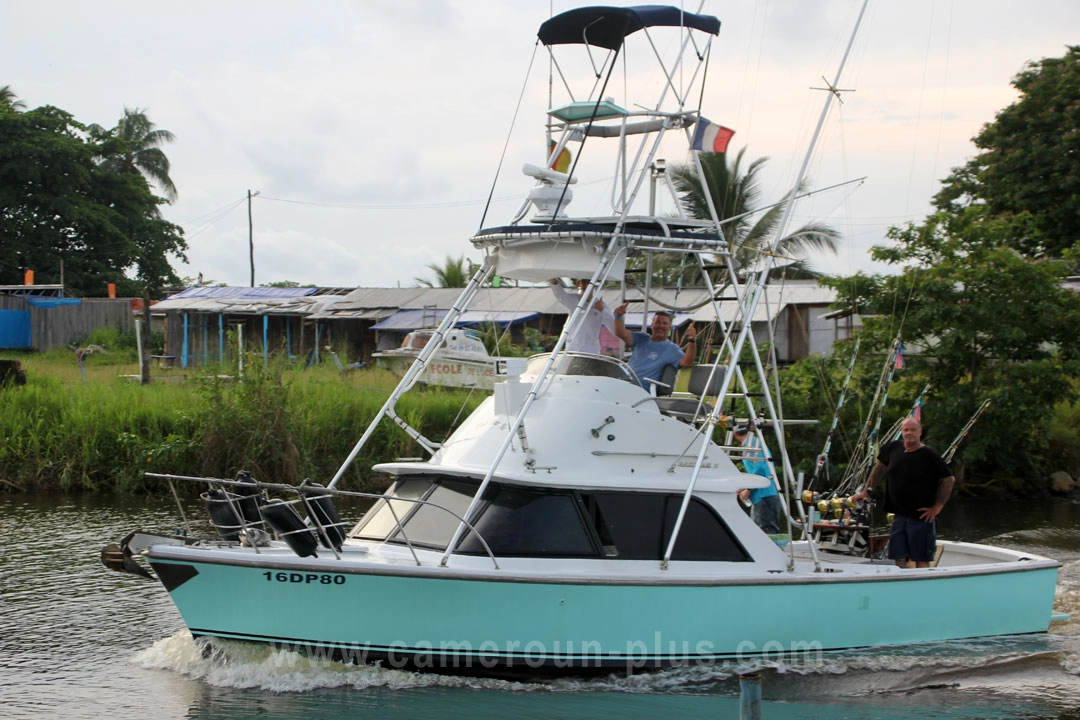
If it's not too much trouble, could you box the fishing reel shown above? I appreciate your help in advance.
[801,490,871,525]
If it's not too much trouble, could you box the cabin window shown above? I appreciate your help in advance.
[350,476,480,547]
[525,353,636,383]
[388,479,476,547]
[351,480,747,562]
[457,485,595,557]
[583,491,750,561]
[350,477,432,541]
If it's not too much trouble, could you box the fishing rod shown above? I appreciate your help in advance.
[840,382,933,498]
[809,334,861,491]
[835,334,903,493]
[943,398,992,464]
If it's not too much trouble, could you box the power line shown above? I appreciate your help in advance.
[181,196,247,237]
[254,178,610,212]
[256,194,518,211]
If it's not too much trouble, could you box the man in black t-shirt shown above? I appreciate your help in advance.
[851,418,955,568]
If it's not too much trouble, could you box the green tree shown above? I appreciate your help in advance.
[669,149,841,280]
[0,98,186,295]
[415,254,470,288]
[824,208,1080,483]
[0,85,26,111]
[89,107,178,203]
[935,46,1080,260]
[805,45,1080,489]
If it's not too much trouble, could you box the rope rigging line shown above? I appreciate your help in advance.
[809,334,861,490]
[477,41,541,233]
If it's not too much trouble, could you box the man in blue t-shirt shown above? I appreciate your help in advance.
[733,425,784,534]
[612,303,696,391]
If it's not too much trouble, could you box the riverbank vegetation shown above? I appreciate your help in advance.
[3,50,1078,496]
[2,335,1076,496]
[806,46,1080,492]
[0,345,484,494]
[775,346,1080,496]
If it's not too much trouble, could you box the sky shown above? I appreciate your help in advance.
[3,1,1078,290]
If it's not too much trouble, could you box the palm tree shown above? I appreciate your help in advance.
[90,107,178,203]
[0,85,26,112]
[669,149,840,279]
[415,254,470,288]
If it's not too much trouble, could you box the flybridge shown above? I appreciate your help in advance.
[464,6,727,283]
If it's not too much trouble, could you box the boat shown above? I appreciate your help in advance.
[372,327,495,390]
[102,4,1063,678]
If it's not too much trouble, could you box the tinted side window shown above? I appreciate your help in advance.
[391,479,476,548]
[668,497,749,561]
[350,478,432,540]
[457,485,596,557]
[588,492,749,561]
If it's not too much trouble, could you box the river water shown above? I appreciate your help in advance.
[2,492,1079,719]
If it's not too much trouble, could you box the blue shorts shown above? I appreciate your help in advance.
[888,515,936,563]
[751,494,784,534]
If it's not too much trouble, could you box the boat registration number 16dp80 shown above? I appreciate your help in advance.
[263,572,346,585]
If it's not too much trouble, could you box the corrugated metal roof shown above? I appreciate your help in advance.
[166,286,317,300]
[371,308,541,330]
[153,292,349,315]
[152,280,837,323]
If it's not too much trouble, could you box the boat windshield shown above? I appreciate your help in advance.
[402,330,433,350]
[525,352,636,383]
[349,474,750,561]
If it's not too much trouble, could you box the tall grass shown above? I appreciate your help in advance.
[0,353,485,495]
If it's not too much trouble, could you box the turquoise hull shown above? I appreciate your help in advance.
[151,556,1059,674]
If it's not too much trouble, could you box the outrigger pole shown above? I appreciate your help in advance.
[326,260,496,489]
[663,0,870,569]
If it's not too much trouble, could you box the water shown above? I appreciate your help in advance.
[2,493,1079,719]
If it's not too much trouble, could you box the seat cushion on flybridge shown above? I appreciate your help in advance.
[548,100,627,122]
[654,365,724,421]
[655,396,714,422]
[688,364,726,396]
[653,363,677,397]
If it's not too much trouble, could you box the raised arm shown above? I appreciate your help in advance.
[613,302,633,346]
[549,279,575,310]
[678,322,697,367]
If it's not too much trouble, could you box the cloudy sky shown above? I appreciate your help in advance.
[4,1,1077,289]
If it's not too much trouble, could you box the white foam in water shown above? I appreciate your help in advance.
[133,632,748,695]
[133,625,1080,699]
[134,632,559,693]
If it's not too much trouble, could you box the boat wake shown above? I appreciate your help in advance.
[134,628,1080,701]
[134,632,553,693]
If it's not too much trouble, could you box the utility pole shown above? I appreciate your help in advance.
[248,189,260,286]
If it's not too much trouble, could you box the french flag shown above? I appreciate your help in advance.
[691,117,735,153]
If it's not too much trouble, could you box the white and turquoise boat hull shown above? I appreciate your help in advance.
[146,541,1060,675]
